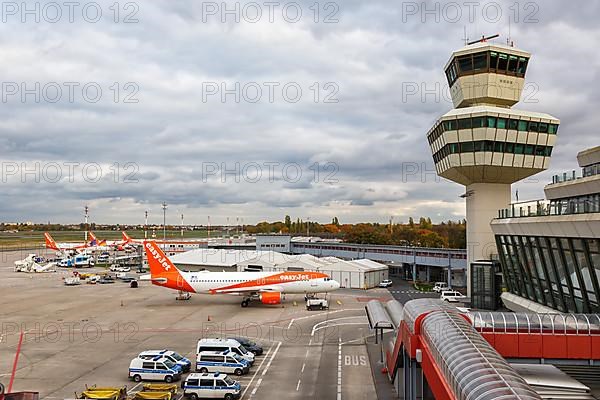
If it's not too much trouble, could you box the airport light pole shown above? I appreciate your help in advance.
[144,210,148,239]
[181,213,184,238]
[207,216,211,240]
[161,202,167,241]
[84,205,89,242]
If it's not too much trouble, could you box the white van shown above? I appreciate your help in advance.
[196,338,254,365]
[196,351,250,376]
[139,349,192,372]
[433,282,450,293]
[129,356,182,382]
[74,254,94,267]
[182,372,241,400]
[440,290,467,303]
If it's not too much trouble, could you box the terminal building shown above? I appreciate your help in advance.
[493,146,600,313]
[256,235,468,286]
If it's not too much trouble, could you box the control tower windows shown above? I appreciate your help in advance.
[458,118,472,130]
[432,141,554,163]
[473,52,488,71]
[427,116,559,144]
[517,57,528,75]
[508,55,519,74]
[497,53,508,72]
[528,121,538,132]
[445,50,530,87]
[458,55,473,73]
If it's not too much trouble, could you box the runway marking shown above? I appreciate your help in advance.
[241,343,273,399]
[296,379,301,391]
[286,309,351,329]
[311,316,368,336]
[247,341,281,398]
[337,337,342,400]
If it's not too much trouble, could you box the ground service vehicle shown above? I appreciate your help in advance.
[182,372,241,400]
[440,290,467,303]
[196,339,255,364]
[139,350,192,372]
[129,356,182,383]
[306,298,329,310]
[195,351,249,376]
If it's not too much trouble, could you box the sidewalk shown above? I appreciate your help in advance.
[365,338,398,400]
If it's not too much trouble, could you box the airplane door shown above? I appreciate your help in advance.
[310,274,318,287]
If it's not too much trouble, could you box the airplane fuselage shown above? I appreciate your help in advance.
[156,270,339,295]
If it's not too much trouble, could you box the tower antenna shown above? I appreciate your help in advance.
[467,34,499,46]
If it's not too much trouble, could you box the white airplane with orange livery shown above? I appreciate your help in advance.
[143,240,340,307]
[44,232,90,254]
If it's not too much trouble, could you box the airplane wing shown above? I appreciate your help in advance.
[211,286,283,295]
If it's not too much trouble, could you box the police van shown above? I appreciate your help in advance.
[196,351,250,376]
[196,339,255,365]
[129,355,182,382]
[139,349,192,372]
[182,372,241,400]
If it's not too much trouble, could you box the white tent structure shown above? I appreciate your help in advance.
[169,248,388,289]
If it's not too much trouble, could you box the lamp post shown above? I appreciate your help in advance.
[84,205,89,242]
[144,210,148,239]
[161,202,167,241]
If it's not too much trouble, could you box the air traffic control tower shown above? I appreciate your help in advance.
[426,37,560,293]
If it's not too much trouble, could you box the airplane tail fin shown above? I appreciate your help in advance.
[88,232,98,246]
[44,232,60,250]
[143,241,194,292]
[122,231,132,242]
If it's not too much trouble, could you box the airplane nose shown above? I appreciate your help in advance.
[331,280,340,290]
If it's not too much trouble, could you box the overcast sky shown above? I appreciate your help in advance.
[1,0,599,225]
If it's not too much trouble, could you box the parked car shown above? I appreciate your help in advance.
[228,337,263,356]
[378,279,393,288]
[433,282,451,293]
[182,372,241,400]
[440,290,467,303]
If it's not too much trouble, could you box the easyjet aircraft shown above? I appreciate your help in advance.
[142,240,340,307]
[44,232,89,254]
[45,232,111,254]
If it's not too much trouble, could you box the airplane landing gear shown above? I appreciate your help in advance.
[241,299,250,308]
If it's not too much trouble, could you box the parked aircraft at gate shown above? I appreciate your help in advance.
[142,240,340,307]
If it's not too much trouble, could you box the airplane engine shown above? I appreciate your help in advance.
[259,292,282,305]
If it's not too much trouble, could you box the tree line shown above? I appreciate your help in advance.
[244,216,466,249]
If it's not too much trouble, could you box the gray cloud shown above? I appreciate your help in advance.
[0,0,598,224]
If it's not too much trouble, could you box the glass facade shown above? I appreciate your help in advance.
[496,235,600,313]
[445,50,530,87]
[427,115,558,145]
[433,140,552,164]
